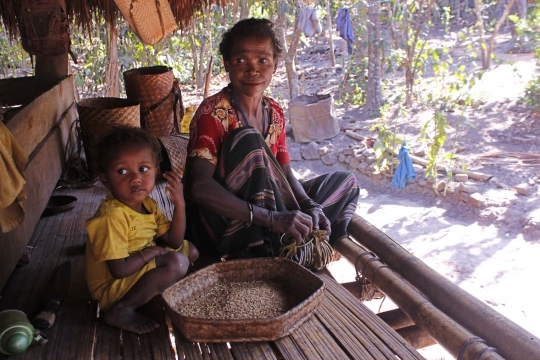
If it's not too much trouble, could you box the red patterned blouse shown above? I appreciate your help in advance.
[187,87,290,166]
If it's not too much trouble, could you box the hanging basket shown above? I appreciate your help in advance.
[77,97,140,175]
[123,66,184,137]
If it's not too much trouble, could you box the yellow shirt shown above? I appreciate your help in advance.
[85,194,170,310]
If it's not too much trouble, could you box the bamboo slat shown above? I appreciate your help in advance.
[274,336,308,360]
[173,326,205,360]
[244,342,278,360]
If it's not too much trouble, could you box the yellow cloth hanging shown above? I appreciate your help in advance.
[0,121,28,233]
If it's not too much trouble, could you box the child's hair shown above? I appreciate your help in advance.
[93,126,162,173]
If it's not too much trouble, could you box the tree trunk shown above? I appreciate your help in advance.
[233,0,239,24]
[277,8,301,100]
[474,0,488,69]
[366,0,383,116]
[325,0,336,68]
[510,0,527,39]
[240,0,249,20]
[190,35,198,84]
[477,0,516,69]
[105,17,119,97]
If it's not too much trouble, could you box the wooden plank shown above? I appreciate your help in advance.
[5,75,76,157]
[0,96,77,290]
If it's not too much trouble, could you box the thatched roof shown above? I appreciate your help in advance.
[0,0,231,40]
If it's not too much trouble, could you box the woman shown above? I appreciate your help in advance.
[185,18,359,259]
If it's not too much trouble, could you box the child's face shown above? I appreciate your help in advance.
[99,143,158,212]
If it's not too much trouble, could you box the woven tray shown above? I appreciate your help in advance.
[162,258,325,343]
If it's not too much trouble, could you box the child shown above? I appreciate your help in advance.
[85,126,198,334]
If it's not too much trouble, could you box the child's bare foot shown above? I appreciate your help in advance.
[104,303,159,334]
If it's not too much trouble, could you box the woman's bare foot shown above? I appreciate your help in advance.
[104,303,159,334]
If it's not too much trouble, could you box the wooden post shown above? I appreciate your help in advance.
[396,326,438,349]
[341,214,540,360]
[377,308,415,330]
[35,53,69,92]
[105,16,119,97]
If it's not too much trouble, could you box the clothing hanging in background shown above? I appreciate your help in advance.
[298,6,322,37]
[0,121,28,233]
[390,142,417,190]
[336,7,354,55]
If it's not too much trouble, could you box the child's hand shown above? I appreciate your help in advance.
[163,171,185,206]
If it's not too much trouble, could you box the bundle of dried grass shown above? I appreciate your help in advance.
[0,0,234,39]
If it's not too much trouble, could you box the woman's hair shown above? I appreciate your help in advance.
[219,18,282,61]
[94,126,162,173]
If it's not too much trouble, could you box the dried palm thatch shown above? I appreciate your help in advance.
[0,0,231,40]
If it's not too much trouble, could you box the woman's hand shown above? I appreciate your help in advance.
[304,207,332,240]
[163,171,185,207]
[272,210,313,245]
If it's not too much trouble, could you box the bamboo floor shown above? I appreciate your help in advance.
[0,181,424,360]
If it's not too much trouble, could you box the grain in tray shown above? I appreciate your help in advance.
[175,281,300,320]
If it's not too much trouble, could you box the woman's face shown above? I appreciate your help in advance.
[224,36,278,98]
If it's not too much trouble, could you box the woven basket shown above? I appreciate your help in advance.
[162,258,325,343]
[77,97,140,175]
[123,66,184,138]
[113,0,177,45]
[158,134,188,178]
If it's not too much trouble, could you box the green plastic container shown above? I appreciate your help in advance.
[0,309,47,355]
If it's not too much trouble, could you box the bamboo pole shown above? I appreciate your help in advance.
[342,214,540,360]
[334,238,504,360]
[396,326,437,349]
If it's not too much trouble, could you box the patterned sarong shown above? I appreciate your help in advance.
[186,127,359,258]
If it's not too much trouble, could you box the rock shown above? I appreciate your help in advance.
[445,182,460,195]
[454,174,468,182]
[318,146,329,155]
[469,193,485,208]
[345,155,352,164]
[350,158,360,169]
[301,142,320,160]
[359,162,369,171]
[285,124,293,135]
[339,154,346,163]
[459,183,475,193]
[417,177,427,187]
[366,155,377,164]
[460,192,469,202]
[362,148,375,157]
[412,144,426,157]
[515,183,534,196]
[343,148,354,155]
[523,208,540,241]
[321,153,338,165]
[289,148,302,161]
[354,143,368,154]
[436,180,447,193]
[413,164,424,172]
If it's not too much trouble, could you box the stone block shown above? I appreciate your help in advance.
[366,155,377,164]
[301,142,320,160]
[515,183,534,196]
[454,173,468,182]
[343,148,354,155]
[460,192,469,202]
[318,146,329,155]
[469,192,485,208]
[321,153,338,165]
[362,148,375,157]
[350,158,360,169]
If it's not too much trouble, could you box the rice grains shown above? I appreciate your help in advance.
[177,281,300,320]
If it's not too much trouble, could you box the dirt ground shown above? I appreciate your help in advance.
[182,28,539,359]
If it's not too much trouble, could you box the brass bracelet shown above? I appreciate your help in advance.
[139,250,148,264]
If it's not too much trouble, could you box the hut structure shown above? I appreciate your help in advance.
[1,1,540,359]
